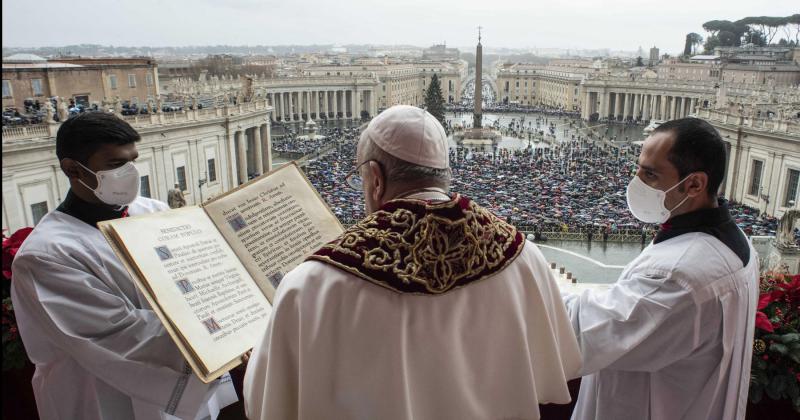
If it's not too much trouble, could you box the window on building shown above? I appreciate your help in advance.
[2,80,11,97]
[785,169,799,207]
[30,201,48,225]
[146,73,154,86]
[749,160,763,196]
[176,166,187,191]
[140,175,151,198]
[207,158,217,182]
[128,74,136,88]
[31,79,43,96]
[110,75,118,89]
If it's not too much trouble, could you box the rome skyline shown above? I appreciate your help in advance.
[3,0,798,54]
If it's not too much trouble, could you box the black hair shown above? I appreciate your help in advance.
[55,112,140,163]
[653,117,726,197]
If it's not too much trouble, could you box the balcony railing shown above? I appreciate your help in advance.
[1,100,272,142]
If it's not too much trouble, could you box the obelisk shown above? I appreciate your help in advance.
[473,26,483,129]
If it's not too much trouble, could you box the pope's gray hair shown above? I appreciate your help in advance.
[360,137,451,189]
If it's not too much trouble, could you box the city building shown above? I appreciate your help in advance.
[649,47,660,66]
[496,63,586,110]
[698,104,800,218]
[2,55,159,110]
[422,44,460,61]
[2,100,273,232]
[303,59,467,109]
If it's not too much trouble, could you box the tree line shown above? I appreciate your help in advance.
[689,15,800,55]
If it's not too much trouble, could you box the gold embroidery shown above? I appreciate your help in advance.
[310,195,524,294]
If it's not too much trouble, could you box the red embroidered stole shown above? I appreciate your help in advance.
[307,194,524,295]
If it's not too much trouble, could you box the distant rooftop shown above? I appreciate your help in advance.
[2,62,83,69]
[689,55,720,60]
[3,53,47,62]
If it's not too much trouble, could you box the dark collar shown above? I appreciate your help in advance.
[655,199,750,266]
[56,190,129,229]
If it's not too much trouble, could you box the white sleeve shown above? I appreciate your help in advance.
[243,281,301,420]
[11,252,212,419]
[527,245,583,383]
[563,270,698,375]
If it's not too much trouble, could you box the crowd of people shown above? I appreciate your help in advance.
[272,126,361,155]
[447,102,581,119]
[298,136,783,239]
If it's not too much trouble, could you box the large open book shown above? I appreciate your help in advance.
[98,163,344,383]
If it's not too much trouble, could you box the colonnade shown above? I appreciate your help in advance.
[232,123,271,185]
[582,90,707,122]
[266,89,375,122]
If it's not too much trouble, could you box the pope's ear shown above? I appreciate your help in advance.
[60,158,81,179]
[369,161,385,199]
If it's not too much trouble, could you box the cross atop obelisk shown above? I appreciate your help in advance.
[473,26,483,129]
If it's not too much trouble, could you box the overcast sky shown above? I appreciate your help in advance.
[3,0,797,53]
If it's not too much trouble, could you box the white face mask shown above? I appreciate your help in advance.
[626,174,691,224]
[77,161,140,206]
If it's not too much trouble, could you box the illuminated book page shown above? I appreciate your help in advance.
[103,206,272,377]
[203,163,344,302]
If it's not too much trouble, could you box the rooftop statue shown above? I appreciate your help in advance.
[777,209,800,249]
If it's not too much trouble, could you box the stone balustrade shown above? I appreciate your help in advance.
[696,108,800,135]
[1,100,272,142]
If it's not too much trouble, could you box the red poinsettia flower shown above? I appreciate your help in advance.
[1,227,34,281]
[757,293,773,310]
[755,311,774,332]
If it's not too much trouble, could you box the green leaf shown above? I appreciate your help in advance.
[788,381,800,400]
[766,376,788,400]
[770,342,789,355]
[782,333,800,344]
[749,385,763,404]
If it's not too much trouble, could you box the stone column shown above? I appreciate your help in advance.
[633,94,640,120]
[253,125,263,176]
[236,130,247,185]
[308,91,313,118]
[599,92,607,119]
[288,91,294,121]
[278,92,284,121]
[670,96,677,120]
[640,94,646,118]
[583,91,591,119]
[653,95,660,119]
[345,90,350,118]
[353,89,359,119]
[643,94,651,120]
[614,92,622,120]
[333,91,339,118]
[369,89,377,117]
[689,97,696,115]
[661,95,668,120]
[261,124,271,173]
[268,93,275,121]
[622,93,631,120]
[313,91,319,119]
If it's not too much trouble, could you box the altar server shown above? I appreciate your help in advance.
[12,112,237,420]
[564,118,759,420]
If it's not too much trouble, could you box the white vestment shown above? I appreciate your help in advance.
[245,241,581,420]
[564,232,759,420]
[11,197,238,420]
